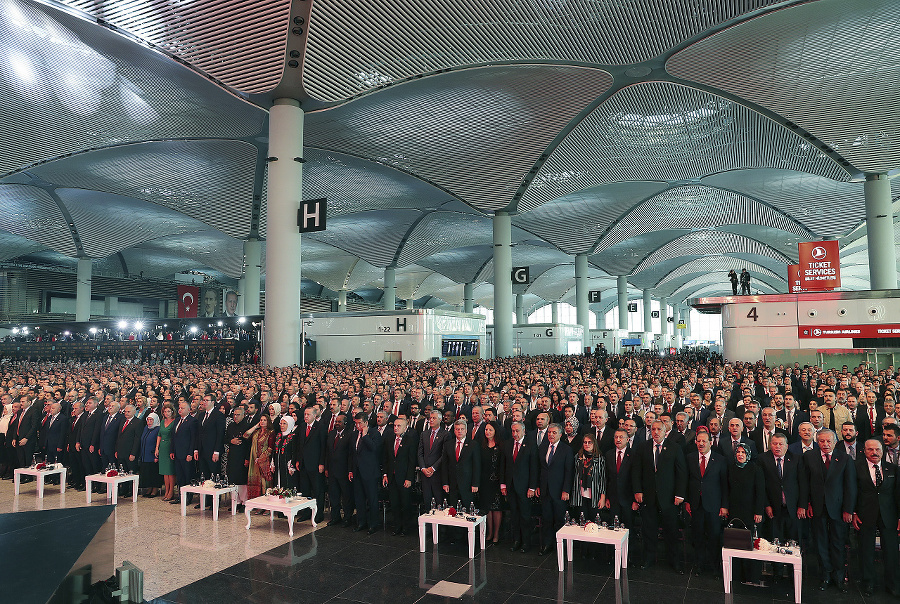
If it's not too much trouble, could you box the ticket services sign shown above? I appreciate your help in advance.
[798,240,840,290]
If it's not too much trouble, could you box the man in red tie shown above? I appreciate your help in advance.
[382,418,418,535]
[114,404,141,474]
[604,429,637,549]
[502,421,537,552]
[417,411,447,510]
[684,430,728,576]
[293,406,325,523]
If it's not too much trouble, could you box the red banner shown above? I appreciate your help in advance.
[799,324,900,338]
[797,240,840,290]
[788,263,832,293]
[177,285,199,318]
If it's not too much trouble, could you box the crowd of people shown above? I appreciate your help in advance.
[0,351,898,596]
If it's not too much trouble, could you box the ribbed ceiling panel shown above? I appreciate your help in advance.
[345,261,385,292]
[596,185,811,251]
[305,209,421,268]
[0,229,46,261]
[0,0,265,176]
[58,188,208,259]
[701,169,865,238]
[305,65,612,212]
[397,213,492,268]
[417,246,492,285]
[667,0,900,173]
[59,0,292,93]
[512,181,668,254]
[521,82,848,211]
[131,231,245,279]
[511,244,573,267]
[412,272,458,299]
[634,230,791,275]
[0,184,75,255]
[301,257,360,292]
[392,266,434,300]
[593,230,688,276]
[526,265,576,302]
[303,0,782,102]
[652,256,782,294]
[31,141,258,238]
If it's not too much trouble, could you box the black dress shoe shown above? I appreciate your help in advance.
[169,498,181,504]
[510,540,522,552]
[819,579,830,591]
[538,545,551,556]
[367,526,380,535]
[326,520,342,527]
[836,581,848,593]
[353,525,367,532]
[342,520,354,528]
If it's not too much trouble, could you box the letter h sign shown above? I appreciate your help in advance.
[298,198,327,233]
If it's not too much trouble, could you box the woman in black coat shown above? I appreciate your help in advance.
[225,406,251,511]
[727,443,766,584]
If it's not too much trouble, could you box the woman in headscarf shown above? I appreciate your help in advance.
[727,442,765,585]
[247,414,274,505]
[268,402,282,428]
[138,412,162,497]
[225,405,251,512]
[562,416,582,451]
[271,415,296,491]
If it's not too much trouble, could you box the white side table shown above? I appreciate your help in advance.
[556,525,629,578]
[417,512,487,558]
[84,473,139,504]
[244,495,318,537]
[14,467,66,497]
[180,485,238,521]
[722,546,802,603]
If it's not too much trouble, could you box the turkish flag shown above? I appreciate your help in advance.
[177,285,199,318]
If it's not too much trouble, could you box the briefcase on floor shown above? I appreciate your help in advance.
[723,518,753,550]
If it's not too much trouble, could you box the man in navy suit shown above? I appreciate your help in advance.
[799,429,857,592]
[760,433,801,546]
[98,401,123,470]
[38,402,67,466]
[417,411,447,510]
[718,417,757,461]
[294,406,326,522]
[441,419,480,508]
[350,412,383,534]
[787,422,819,456]
[324,414,354,526]
[114,404,142,474]
[501,421,538,552]
[777,394,808,443]
[538,423,574,556]
[634,420,687,572]
[196,395,226,508]
[852,439,900,596]
[605,429,636,556]
[171,400,199,505]
[78,398,102,485]
[685,431,728,574]
[382,417,418,535]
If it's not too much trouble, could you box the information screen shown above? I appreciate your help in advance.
[442,339,479,357]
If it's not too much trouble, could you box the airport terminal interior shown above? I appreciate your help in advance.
[2,0,900,602]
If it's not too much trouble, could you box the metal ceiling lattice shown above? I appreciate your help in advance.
[520,82,849,212]
[304,65,613,212]
[303,0,783,102]
[305,209,421,269]
[667,0,900,174]
[633,230,792,275]
[0,184,76,256]
[58,0,293,94]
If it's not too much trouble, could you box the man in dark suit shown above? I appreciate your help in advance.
[718,417,757,461]
[760,433,801,547]
[501,420,538,552]
[417,411,447,509]
[787,422,818,456]
[196,395,226,508]
[350,412,383,534]
[14,396,39,471]
[855,390,885,442]
[294,406,326,522]
[171,400,199,505]
[114,404,142,474]
[538,423,574,556]
[38,402,67,466]
[852,439,900,596]
[78,398,102,484]
[799,429,857,592]
[776,395,808,443]
[382,417,418,535]
[586,409,615,454]
[633,420,687,572]
[685,431,728,575]
[750,407,786,455]
[98,401,123,470]
[441,419,480,509]
[605,429,636,556]
[324,414,354,526]
[66,401,85,488]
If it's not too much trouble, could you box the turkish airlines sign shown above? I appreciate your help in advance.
[797,240,840,290]
[177,285,199,318]
[799,324,900,338]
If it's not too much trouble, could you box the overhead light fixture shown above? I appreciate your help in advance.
[118,320,128,329]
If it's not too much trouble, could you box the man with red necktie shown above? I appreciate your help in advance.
[417,411,447,510]
[382,418,418,535]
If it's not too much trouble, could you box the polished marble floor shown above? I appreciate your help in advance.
[6,478,898,604]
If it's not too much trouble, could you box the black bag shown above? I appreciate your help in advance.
[723,518,753,550]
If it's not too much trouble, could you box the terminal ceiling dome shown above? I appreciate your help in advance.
[0,0,897,310]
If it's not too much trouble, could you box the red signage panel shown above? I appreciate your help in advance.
[177,285,199,318]
[797,240,840,290]
[799,324,900,338]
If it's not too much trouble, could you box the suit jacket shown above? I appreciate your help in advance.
[759,450,802,512]
[114,417,142,460]
[15,405,39,445]
[717,436,758,462]
[686,450,728,513]
[349,430,383,482]
[776,408,809,443]
[502,438,538,496]
[799,448,857,520]
[855,458,900,526]
[604,446,636,508]
[441,436,481,494]
[99,412,123,456]
[324,428,352,478]
[78,410,101,449]
[417,427,447,473]
[172,414,199,459]
[787,440,819,456]
[749,426,786,454]
[539,440,574,498]
[293,421,326,472]
[633,439,687,510]
[585,425,615,454]
[198,409,226,457]
[855,405,886,441]
[39,413,68,455]
[383,430,418,484]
